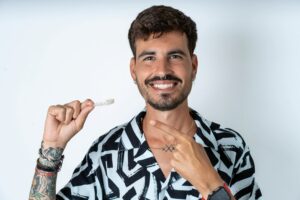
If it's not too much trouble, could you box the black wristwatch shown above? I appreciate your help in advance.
[207,184,231,200]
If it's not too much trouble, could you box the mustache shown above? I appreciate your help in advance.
[145,74,182,85]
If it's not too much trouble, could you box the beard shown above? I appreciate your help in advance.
[147,91,189,111]
[135,74,192,111]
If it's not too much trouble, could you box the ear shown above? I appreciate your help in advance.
[130,57,137,81]
[191,54,198,80]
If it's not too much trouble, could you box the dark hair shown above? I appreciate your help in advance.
[128,5,197,57]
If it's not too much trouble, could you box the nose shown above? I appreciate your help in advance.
[154,58,173,76]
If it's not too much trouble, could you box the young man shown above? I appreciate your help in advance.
[29,5,262,200]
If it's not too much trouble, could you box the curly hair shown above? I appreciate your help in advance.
[128,5,197,57]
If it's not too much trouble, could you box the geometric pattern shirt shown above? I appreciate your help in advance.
[57,109,262,200]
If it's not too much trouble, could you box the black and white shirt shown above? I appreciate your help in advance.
[57,109,262,200]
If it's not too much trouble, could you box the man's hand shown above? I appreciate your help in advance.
[29,99,94,200]
[43,99,94,148]
[150,120,224,199]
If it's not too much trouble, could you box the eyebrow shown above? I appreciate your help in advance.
[167,49,187,57]
[137,49,187,59]
[137,51,156,59]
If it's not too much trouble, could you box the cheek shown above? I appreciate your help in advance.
[135,68,152,81]
[177,68,193,80]
[135,73,147,85]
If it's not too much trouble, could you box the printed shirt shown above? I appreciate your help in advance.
[57,109,262,200]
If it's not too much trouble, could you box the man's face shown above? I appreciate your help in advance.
[130,31,198,111]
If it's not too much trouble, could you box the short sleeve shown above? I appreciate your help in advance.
[230,145,262,200]
[56,142,105,200]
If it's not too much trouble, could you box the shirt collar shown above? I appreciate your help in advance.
[118,110,146,151]
[118,108,219,152]
[118,109,221,191]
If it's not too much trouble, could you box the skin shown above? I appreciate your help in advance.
[29,31,235,200]
[130,31,198,177]
[29,169,57,200]
[29,99,94,200]
[130,31,235,199]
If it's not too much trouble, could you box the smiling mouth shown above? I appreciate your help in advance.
[149,82,178,90]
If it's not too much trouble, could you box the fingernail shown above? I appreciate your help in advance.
[149,120,156,126]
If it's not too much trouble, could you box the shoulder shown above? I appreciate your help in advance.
[207,120,252,167]
[191,109,246,151]
[192,110,249,163]
[209,121,246,150]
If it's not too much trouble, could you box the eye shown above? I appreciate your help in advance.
[169,54,182,60]
[143,56,155,61]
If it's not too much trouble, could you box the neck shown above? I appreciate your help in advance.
[143,100,195,141]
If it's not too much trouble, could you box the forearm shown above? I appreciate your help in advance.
[29,99,93,199]
[29,168,57,200]
[29,141,64,200]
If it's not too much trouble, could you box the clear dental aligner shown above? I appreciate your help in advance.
[94,98,115,107]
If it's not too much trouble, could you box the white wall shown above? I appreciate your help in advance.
[0,1,299,199]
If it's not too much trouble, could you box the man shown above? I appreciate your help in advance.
[29,5,262,200]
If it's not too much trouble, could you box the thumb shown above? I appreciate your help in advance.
[75,99,94,131]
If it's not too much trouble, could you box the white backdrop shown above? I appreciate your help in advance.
[0,1,299,199]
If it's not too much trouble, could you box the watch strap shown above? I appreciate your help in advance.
[201,183,232,200]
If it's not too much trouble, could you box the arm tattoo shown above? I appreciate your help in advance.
[40,141,64,162]
[29,142,64,200]
[29,169,57,200]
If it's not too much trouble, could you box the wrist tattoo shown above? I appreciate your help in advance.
[29,141,63,200]
[38,141,64,172]
[39,141,64,161]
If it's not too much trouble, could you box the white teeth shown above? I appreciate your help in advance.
[153,83,174,89]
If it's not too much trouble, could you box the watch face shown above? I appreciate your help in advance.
[208,187,231,200]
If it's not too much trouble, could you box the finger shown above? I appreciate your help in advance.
[75,99,94,130]
[48,105,66,122]
[170,158,181,169]
[172,151,183,161]
[65,100,81,118]
[150,120,185,141]
[64,106,74,124]
[173,144,191,159]
[81,98,94,109]
[164,134,177,144]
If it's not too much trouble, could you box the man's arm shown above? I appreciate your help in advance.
[28,99,94,200]
[150,120,236,200]
[150,120,262,200]
[29,169,57,200]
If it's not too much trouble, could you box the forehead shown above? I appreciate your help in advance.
[135,31,189,54]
